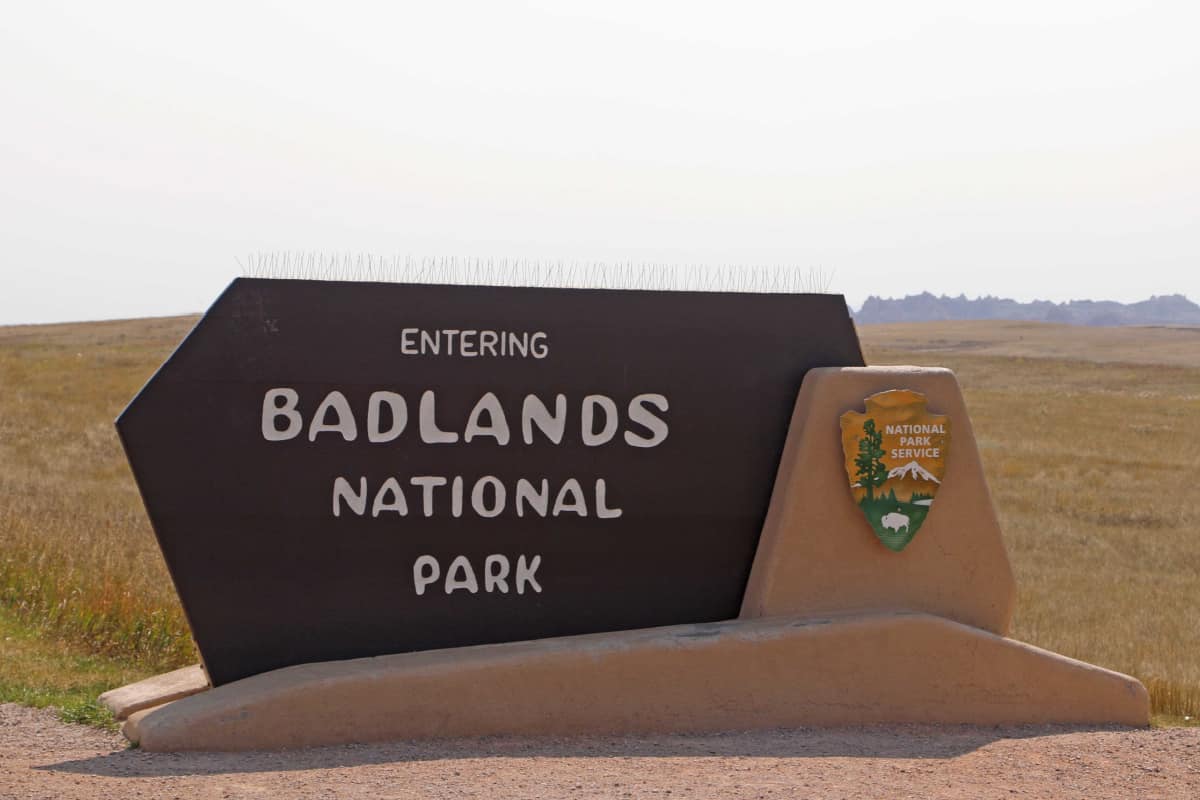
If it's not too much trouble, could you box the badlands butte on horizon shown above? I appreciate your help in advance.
[853,291,1200,326]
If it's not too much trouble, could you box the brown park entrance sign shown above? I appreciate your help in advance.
[118,278,864,685]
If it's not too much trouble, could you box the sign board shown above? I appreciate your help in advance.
[118,277,864,685]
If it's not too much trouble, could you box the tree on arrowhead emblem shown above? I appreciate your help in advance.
[853,418,888,502]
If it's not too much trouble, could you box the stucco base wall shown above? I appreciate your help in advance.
[124,612,1148,752]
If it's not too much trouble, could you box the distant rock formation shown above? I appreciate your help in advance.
[854,292,1200,326]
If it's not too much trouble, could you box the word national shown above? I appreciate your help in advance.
[333,475,623,520]
[884,423,946,435]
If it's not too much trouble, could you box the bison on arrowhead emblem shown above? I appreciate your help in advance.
[840,389,950,552]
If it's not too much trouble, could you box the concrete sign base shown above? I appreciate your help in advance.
[120,612,1146,752]
[105,366,1150,751]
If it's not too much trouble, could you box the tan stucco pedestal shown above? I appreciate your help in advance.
[108,366,1150,751]
[743,366,1015,633]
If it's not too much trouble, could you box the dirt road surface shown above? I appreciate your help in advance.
[3,704,1198,799]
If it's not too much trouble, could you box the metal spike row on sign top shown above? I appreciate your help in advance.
[239,252,836,295]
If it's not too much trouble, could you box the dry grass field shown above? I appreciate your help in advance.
[0,314,1197,724]
[863,319,1200,368]
[0,316,201,722]
[861,321,1200,722]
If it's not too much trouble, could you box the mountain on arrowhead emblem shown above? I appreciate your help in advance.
[887,460,940,483]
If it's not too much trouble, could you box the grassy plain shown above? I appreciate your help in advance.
[863,319,1200,368]
[0,315,1197,724]
[861,321,1200,723]
[0,315,200,714]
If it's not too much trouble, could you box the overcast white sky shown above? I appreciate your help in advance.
[1,1,1197,324]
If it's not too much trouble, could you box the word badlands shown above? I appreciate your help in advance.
[262,389,670,447]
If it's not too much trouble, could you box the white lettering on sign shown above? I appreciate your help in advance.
[890,448,941,460]
[333,476,622,519]
[522,394,566,444]
[262,389,669,448]
[625,394,669,448]
[400,328,549,359]
[581,395,619,446]
[884,423,946,435]
[308,391,357,442]
[367,392,407,443]
[266,386,661,599]
[411,554,543,595]
[463,393,510,445]
[885,422,944,462]
[262,388,303,441]
[419,391,458,444]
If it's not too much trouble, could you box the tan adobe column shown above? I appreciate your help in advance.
[741,366,1016,635]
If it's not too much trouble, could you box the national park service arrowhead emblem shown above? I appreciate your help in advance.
[840,389,950,552]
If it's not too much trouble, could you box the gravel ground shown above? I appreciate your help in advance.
[2,703,1198,799]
